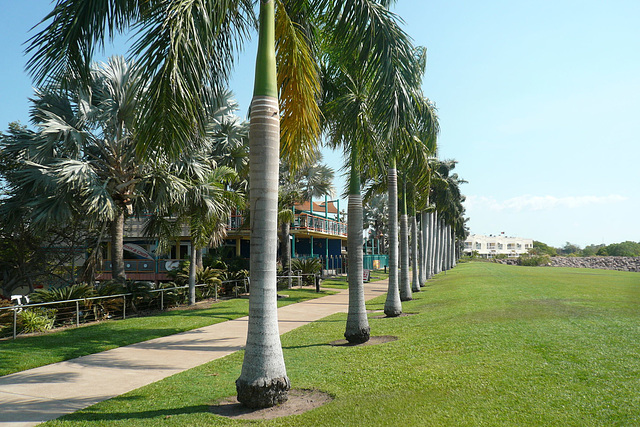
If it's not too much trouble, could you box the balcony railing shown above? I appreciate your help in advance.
[228,212,347,237]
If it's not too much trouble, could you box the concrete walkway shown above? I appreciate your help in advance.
[0,280,389,426]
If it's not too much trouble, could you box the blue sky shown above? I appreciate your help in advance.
[1,1,639,248]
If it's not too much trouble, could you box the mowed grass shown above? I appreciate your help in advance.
[0,288,335,376]
[44,262,640,426]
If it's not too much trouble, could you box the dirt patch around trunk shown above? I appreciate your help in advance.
[210,389,332,420]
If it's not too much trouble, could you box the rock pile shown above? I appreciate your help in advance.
[550,256,640,272]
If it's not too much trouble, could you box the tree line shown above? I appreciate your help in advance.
[1,0,468,409]
[532,241,640,257]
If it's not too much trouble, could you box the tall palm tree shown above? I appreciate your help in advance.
[322,57,378,344]
[235,0,292,408]
[2,57,150,283]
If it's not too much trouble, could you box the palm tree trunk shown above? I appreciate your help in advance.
[279,221,291,273]
[429,211,438,276]
[384,157,402,316]
[344,148,370,343]
[196,248,203,269]
[411,214,420,292]
[189,243,197,305]
[399,212,411,301]
[420,210,429,284]
[417,211,425,287]
[399,178,411,301]
[426,211,434,279]
[236,0,289,409]
[110,209,126,282]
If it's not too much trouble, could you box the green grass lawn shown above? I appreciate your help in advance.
[43,262,640,426]
[321,269,389,289]
[0,288,335,376]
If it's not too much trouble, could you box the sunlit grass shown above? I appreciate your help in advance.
[45,262,640,426]
[0,288,335,376]
[321,269,389,289]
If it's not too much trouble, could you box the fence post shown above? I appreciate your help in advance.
[76,301,80,327]
[13,308,17,339]
[123,295,126,320]
[160,289,164,311]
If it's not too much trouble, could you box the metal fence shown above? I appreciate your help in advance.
[0,280,249,340]
[314,254,389,276]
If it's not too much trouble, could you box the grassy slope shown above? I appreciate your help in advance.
[45,262,640,426]
[0,288,335,376]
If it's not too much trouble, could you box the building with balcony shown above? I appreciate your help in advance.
[97,199,348,281]
[463,234,533,258]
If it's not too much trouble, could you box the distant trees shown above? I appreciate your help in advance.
[531,240,640,257]
[596,241,640,257]
[530,241,557,257]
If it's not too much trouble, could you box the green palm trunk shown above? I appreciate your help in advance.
[344,146,370,343]
[384,157,402,316]
[236,0,290,408]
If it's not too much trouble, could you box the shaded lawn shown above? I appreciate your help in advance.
[0,288,335,376]
[45,262,640,426]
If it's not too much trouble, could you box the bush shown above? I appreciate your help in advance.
[0,299,14,335]
[157,282,186,307]
[518,254,551,266]
[218,269,248,296]
[291,258,322,285]
[29,283,96,303]
[29,283,96,324]
[18,308,57,333]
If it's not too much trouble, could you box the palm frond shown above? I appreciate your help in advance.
[275,0,322,170]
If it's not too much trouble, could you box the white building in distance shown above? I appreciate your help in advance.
[463,234,533,258]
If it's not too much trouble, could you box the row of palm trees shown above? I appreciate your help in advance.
[13,0,467,409]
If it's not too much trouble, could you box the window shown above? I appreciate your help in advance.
[487,243,496,249]
[475,242,482,250]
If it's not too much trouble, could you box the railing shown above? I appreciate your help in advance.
[293,213,347,236]
[228,213,347,237]
[0,280,247,340]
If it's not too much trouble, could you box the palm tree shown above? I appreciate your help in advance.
[235,0,291,408]
[2,57,151,283]
[278,154,334,272]
[26,0,425,408]
[145,163,243,305]
[322,57,378,344]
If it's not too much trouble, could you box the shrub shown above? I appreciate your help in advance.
[291,257,322,286]
[218,269,248,296]
[158,282,186,307]
[18,308,57,333]
[29,283,95,303]
[518,254,551,266]
[28,284,96,324]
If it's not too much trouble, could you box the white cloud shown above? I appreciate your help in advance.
[466,194,628,212]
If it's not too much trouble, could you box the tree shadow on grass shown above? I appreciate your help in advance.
[59,402,212,423]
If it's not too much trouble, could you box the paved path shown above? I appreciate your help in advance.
[0,280,389,426]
